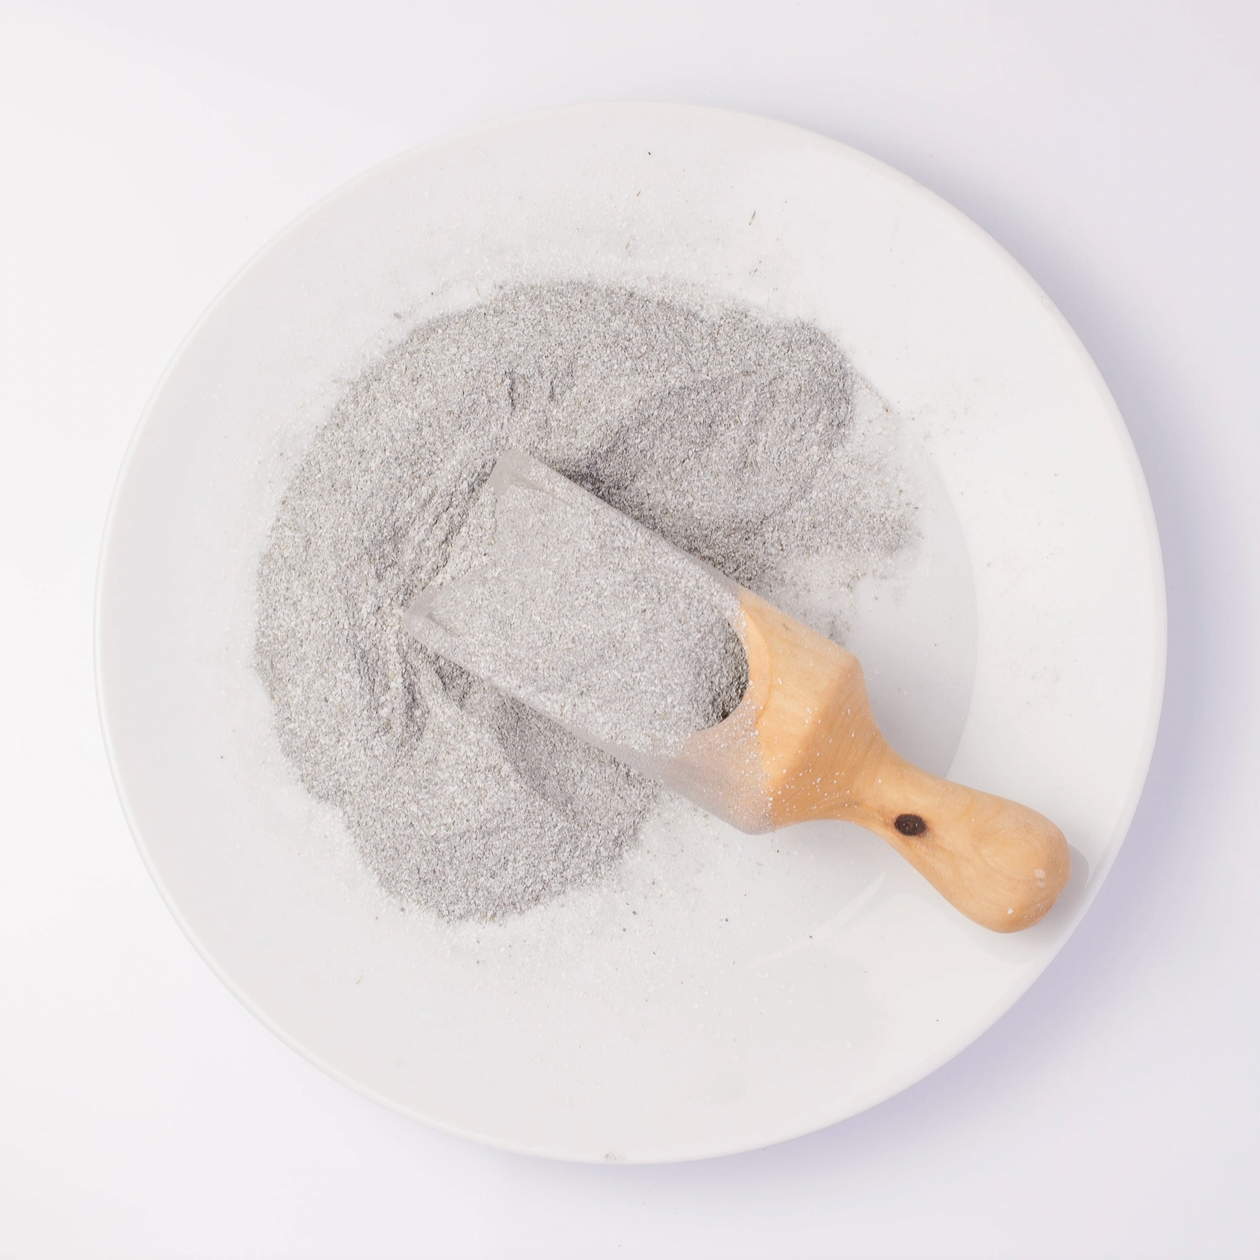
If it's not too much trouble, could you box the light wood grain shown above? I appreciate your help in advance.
[735,589,1070,932]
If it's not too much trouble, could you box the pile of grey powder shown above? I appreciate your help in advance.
[255,281,916,920]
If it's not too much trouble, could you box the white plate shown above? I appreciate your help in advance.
[96,104,1165,1162]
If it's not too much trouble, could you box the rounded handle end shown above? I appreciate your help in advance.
[869,764,1072,932]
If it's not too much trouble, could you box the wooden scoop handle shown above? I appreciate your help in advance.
[740,591,1070,932]
[833,739,1071,932]
[770,690,1072,932]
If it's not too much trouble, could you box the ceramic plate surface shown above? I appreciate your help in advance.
[96,104,1165,1162]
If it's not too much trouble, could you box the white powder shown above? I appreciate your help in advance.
[255,281,917,920]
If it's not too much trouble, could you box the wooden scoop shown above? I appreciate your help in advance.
[406,449,1070,933]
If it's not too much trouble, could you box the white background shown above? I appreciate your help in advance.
[1,1,1257,1255]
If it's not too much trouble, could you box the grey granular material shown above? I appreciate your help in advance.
[254,282,916,919]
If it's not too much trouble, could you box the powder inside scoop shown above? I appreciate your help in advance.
[407,449,749,763]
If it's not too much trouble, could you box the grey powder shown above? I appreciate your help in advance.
[255,282,916,920]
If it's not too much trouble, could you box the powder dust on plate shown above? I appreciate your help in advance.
[254,281,918,920]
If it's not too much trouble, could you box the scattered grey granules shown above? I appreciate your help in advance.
[405,448,749,762]
[255,281,916,920]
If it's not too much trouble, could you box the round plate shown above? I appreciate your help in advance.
[96,104,1165,1162]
